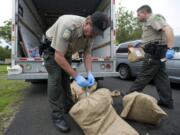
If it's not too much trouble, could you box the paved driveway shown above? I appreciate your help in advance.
[5,78,180,135]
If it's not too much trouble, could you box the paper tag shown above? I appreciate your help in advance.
[135,49,142,57]
[86,91,90,96]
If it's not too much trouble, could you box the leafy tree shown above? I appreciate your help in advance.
[0,20,12,42]
[0,46,11,60]
[0,20,12,60]
[116,6,142,44]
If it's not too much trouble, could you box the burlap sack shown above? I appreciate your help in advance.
[70,88,139,135]
[121,92,167,124]
[70,81,97,102]
[128,46,145,62]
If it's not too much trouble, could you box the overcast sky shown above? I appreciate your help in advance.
[0,0,12,25]
[0,0,179,35]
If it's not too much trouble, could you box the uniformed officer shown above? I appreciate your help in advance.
[44,12,109,132]
[126,5,175,109]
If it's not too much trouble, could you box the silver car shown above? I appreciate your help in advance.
[115,37,180,83]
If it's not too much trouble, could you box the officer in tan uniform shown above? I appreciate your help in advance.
[44,12,109,132]
[126,5,175,109]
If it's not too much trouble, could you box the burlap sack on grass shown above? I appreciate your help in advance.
[70,88,139,135]
[121,92,167,124]
[70,81,97,102]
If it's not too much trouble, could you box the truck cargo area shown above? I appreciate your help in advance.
[31,0,106,29]
[8,0,119,80]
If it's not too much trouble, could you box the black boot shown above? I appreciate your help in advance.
[53,117,70,132]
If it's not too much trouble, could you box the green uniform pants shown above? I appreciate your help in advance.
[128,54,173,105]
[44,53,74,120]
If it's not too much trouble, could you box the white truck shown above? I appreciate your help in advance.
[8,0,119,82]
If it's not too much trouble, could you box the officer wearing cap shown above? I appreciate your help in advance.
[44,12,109,132]
[126,5,174,109]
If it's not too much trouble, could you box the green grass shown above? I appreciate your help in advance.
[0,79,28,111]
[0,65,30,134]
[0,64,8,74]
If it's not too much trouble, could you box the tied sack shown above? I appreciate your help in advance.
[70,88,139,135]
[70,81,97,102]
[121,92,167,124]
[128,46,145,62]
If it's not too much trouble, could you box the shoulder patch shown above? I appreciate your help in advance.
[153,15,162,21]
[62,29,71,40]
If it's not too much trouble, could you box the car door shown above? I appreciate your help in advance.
[166,47,180,83]
[115,40,144,78]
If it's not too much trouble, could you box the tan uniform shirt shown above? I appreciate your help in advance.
[142,14,168,45]
[46,15,92,55]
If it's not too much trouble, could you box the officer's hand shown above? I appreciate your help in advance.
[87,72,95,87]
[75,74,89,87]
[166,49,175,59]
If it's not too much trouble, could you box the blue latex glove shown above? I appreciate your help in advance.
[75,74,89,87]
[166,49,175,59]
[87,72,95,87]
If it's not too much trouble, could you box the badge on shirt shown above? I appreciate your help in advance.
[153,15,162,21]
[62,29,71,40]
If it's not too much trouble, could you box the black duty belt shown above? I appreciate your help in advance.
[145,40,166,46]
[144,43,167,60]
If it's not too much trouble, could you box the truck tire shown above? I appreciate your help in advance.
[118,64,131,80]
